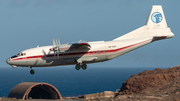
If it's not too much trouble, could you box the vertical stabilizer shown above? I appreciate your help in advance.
[146,5,167,28]
[114,5,174,41]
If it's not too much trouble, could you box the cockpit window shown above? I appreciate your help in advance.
[11,55,17,59]
[11,52,26,59]
[17,52,26,56]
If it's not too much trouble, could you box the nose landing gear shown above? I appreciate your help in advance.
[29,67,35,74]
[30,69,35,74]
[75,64,87,70]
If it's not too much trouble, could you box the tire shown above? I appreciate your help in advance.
[30,70,35,74]
[82,64,87,70]
[75,64,81,70]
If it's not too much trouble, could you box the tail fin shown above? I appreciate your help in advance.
[114,5,174,41]
[146,5,167,28]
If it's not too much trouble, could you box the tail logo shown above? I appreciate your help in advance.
[151,12,163,23]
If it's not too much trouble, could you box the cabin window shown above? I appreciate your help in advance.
[32,56,34,58]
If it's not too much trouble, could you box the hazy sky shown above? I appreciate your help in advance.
[1,0,180,68]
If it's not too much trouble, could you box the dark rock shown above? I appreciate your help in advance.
[119,65,180,95]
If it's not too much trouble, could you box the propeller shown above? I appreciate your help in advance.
[56,38,60,58]
[50,38,61,58]
[42,49,50,58]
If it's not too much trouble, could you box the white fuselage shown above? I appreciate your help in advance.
[6,37,153,68]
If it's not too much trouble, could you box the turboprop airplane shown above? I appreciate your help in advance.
[6,5,174,74]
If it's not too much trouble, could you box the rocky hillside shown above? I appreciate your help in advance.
[119,65,180,95]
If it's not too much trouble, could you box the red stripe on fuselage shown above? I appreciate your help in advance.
[11,39,152,61]
[106,39,151,53]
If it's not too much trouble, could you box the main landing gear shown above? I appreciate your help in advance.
[75,64,87,70]
[30,67,35,74]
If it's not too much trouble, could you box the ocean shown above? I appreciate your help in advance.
[0,67,167,97]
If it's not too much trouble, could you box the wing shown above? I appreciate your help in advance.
[49,39,91,52]
[68,42,91,51]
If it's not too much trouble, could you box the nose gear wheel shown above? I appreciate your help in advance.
[29,67,35,74]
[30,69,35,74]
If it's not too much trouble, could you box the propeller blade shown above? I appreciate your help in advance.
[53,39,56,48]
[57,39,60,58]
[42,49,46,57]
[58,38,60,46]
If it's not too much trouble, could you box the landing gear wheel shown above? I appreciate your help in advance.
[30,69,35,74]
[81,64,87,70]
[75,64,81,70]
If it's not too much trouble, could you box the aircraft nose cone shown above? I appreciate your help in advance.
[6,58,10,64]
[6,58,18,68]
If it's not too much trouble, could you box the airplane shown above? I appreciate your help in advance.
[6,5,174,74]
